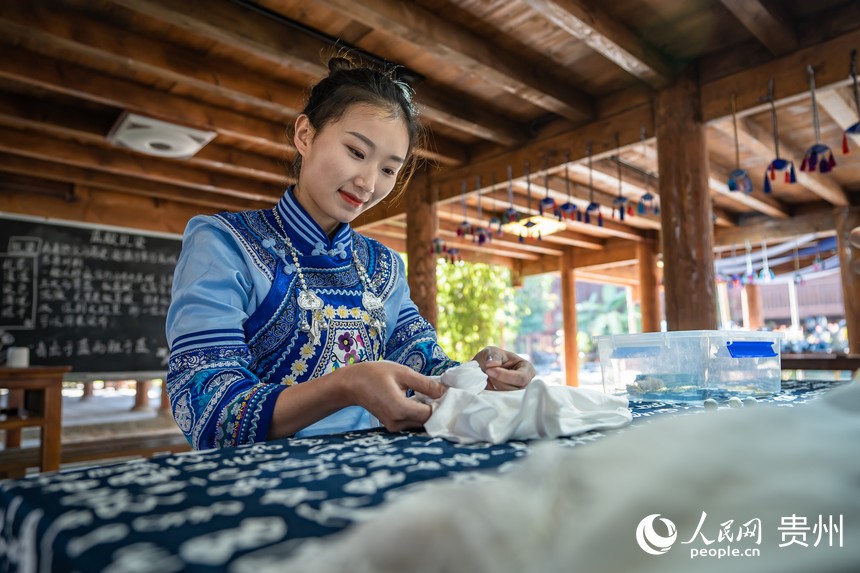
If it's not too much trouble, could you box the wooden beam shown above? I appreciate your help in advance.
[523,0,672,88]
[0,2,303,118]
[719,0,798,56]
[701,27,860,122]
[656,69,717,330]
[0,153,272,212]
[0,184,211,236]
[519,256,561,276]
[106,0,517,146]
[570,242,637,270]
[416,89,525,147]
[816,88,860,150]
[431,104,654,203]
[0,94,291,185]
[714,208,836,247]
[0,125,282,202]
[311,0,594,121]
[575,266,640,287]
[0,45,288,154]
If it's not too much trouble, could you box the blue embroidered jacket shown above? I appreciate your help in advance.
[165,189,458,449]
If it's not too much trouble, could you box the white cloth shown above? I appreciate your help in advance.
[271,380,860,573]
[417,361,632,444]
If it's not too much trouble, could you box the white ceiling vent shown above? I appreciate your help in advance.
[108,113,216,159]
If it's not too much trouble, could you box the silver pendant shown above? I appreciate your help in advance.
[308,312,323,345]
[298,289,324,311]
[362,291,383,311]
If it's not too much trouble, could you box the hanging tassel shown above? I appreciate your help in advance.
[597,213,603,227]
[627,204,634,217]
[619,208,625,222]
[843,132,850,155]
[789,162,797,183]
[584,211,591,224]
[764,176,772,194]
[576,211,582,222]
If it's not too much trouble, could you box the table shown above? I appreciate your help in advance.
[0,379,844,572]
[0,366,70,478]
[781,353,860,373]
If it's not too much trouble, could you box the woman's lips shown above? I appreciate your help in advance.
[339,190,365,208]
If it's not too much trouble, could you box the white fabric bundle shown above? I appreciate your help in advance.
[416,361,632,444]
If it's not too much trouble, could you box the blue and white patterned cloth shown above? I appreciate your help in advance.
[165,187,458,449]
[0,380,843,573]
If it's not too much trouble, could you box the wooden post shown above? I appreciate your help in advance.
[132,380,152,411]
[835,207,860,353]
[159,380,171,415]
[741,284,764,330]
[656,68,717,330]
[561,247,578,386]
[637,239,661,332]
[405,176,438,328]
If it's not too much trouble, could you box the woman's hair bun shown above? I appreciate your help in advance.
[327,56,353,75]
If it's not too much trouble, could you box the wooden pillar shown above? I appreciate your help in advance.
[132,379,152,411]
[655,68,717,331]
[405,176,438,328]
[835,207,860,353]
[741,284,764,330]
[561,247,578,386]
[637,239,661,332]
[159,379,171,415]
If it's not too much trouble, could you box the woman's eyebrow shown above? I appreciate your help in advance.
[347,131,404,164]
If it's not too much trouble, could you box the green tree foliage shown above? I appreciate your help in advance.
[514,274,559,336]
[435,260,519,362]
[576,284,638,355]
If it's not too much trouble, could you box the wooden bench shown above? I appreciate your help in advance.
[0,432,191,477]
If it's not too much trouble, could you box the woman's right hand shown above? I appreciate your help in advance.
[344,361,445,431]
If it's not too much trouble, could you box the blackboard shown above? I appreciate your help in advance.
[0,213,180,377]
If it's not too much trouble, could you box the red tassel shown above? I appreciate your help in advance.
[843,132,850,155]
[784,170,791,183]
[800,157,807,172]
[770,165,776,180]
[829,154,836,169]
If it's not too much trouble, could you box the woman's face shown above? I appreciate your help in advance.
[292,104,410,236]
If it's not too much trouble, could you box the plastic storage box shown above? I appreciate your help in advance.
[596,330,781,401]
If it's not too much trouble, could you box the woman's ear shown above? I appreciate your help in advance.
[293,114,315,155]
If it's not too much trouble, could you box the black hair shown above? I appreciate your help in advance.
[290,56,423,198]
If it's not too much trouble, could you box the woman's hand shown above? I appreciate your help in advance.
[472,346,536,391]
[344,361,446,431]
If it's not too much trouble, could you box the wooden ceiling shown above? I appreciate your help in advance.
[1,0,859,284]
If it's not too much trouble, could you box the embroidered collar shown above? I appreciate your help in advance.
[275,187,352,258]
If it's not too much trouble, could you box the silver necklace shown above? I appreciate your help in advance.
[271,207,385,345]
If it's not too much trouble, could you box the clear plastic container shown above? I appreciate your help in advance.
[595,330,782,402]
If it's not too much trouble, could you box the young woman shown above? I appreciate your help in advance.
[166,57,535,449]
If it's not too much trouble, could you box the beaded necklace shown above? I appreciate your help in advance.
[271,206,385,346]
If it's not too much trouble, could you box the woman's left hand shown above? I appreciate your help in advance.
[472,346,536,391]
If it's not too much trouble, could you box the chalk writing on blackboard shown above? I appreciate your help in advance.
[0,215,180,374]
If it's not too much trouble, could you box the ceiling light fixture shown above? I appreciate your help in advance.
[108,113,216,159]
